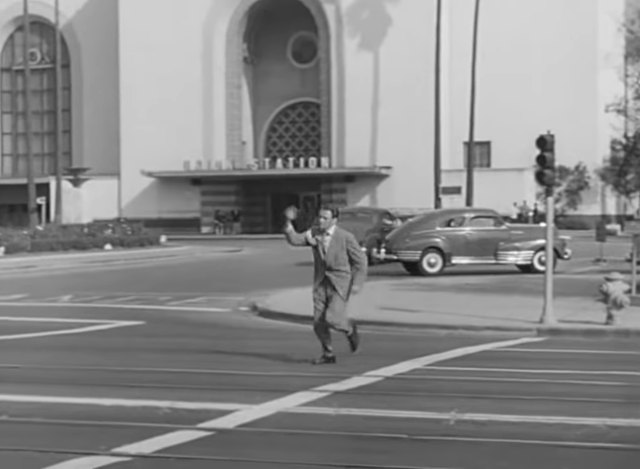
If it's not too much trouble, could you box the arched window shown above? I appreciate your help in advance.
[0,21,71,177]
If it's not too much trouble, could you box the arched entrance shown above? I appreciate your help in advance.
[226,0,331,167]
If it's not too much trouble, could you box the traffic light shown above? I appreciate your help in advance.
[534,133,555,189]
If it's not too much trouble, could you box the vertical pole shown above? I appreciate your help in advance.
[540,190,556,324]
[54,0,63,223]
[466,0,480,207]
[633,238,637,295]
[23,0,37,229]
[433,0,442,209]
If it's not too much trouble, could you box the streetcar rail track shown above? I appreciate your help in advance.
[1,364,638,386]
[2,415,640,451]
[0,446,456,468]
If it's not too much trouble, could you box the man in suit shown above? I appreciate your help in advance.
[284,205,367,365]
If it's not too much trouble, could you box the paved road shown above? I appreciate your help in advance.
[0,240,638,468]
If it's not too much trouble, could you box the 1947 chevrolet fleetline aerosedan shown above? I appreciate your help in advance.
[375,208,572,276]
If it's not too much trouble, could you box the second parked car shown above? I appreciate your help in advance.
[375,207,572,276]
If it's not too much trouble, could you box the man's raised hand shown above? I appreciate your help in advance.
[284,205,298,221]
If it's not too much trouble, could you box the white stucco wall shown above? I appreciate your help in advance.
[114,0,627,220]
[118,0,216,217]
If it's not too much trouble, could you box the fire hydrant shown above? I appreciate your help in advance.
[599,272,631,326]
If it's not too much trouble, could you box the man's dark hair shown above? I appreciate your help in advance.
[319,205,339,219]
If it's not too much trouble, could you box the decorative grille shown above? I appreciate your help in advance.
[265,101,321,165]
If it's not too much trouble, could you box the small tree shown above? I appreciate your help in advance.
[598,133,640,211]
[537,162,591,217]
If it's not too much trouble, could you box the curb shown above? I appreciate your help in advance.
[251,302,640,338]
[167,234,282,241]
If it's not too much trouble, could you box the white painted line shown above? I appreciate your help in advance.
[294,407,640,428]
[197,337,546,430]
[3,393,639,429]
[0,294,28,300]
[0,316,139,325]
[0,394,247,412]
[0,301,231,313]
[45,457,132,469]
[113,430,213,455]
[43,336,544,469]
[423,366,640,377]
[0,321,143,341]
[499,347,640,355]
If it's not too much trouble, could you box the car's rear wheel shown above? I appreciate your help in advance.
[402,262,421,276]
[418,248,445,276]
[531,248,557,274]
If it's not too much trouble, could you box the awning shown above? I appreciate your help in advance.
[142,166,393,181]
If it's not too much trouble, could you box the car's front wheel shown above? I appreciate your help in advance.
[418,248,445,276]
[531,248,557,274]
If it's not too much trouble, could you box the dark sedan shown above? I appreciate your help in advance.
[338,207,424,263]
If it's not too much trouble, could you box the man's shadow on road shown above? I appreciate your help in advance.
[205,348,313,364]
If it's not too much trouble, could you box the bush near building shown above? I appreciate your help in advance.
[0,220,162,255]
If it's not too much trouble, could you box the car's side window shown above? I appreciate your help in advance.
[468,216,502,228]
[439,216,466,228]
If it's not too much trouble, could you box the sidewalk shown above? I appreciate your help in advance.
[253,280,640,338]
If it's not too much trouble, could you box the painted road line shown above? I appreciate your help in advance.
[0,294,28,301]
[0,318,144,341]
[45,457,131,469]
[293,407,640,428]
[42,336,545,469]
[112,430,213,455]
[498,348,640,355]
[0,394,246,412]
[2,394,639,429]
[0,302,231,313]
[423,366,640,377]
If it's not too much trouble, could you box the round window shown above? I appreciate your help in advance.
[288,32,318,68]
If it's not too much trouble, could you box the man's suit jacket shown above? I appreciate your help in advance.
[284,224,367,300]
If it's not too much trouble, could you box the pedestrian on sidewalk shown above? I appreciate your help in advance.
[283,205,367,365]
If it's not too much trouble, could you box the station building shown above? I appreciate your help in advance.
[0,0,631,232]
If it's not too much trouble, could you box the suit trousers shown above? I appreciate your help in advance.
[313,277,352,354]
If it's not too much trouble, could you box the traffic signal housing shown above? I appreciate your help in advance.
[534,133,555,189]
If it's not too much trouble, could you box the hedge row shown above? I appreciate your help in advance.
[0,220,162,255]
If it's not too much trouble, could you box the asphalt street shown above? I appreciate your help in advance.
[0,239,638,468]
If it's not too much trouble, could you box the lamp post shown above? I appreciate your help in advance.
[23,0,37,229]
[465,0,480,207]
[54,0,63,223]
[433,0,442,209]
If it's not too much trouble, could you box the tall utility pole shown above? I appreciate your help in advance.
[54,0,63,223]
[23,0,37,229]
[433,0,442,209]
[465,0,480,207]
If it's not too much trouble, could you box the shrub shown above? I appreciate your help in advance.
[0,219,162,255]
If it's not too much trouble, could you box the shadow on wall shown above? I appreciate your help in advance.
[202,3,220,162]
[345,0,398,170]
[348,177,386,207]
[122,179,158,218]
